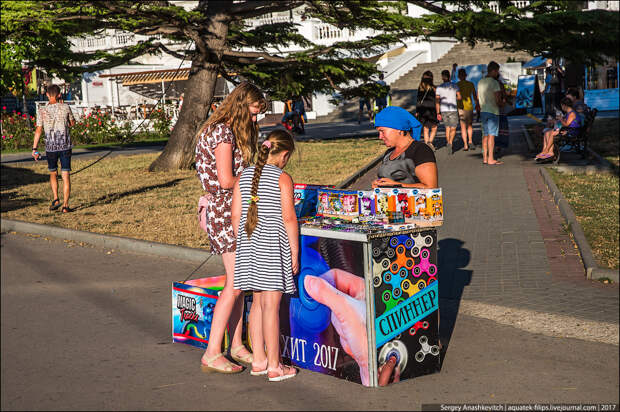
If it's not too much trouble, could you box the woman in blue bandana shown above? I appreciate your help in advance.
[372,106,438,189]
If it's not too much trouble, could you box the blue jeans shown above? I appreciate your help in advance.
[480,112,499,136]
[46,149,72,172]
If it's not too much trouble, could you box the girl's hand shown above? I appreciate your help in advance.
[291,255,299,275]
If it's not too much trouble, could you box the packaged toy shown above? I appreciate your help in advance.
[358,191,375,216]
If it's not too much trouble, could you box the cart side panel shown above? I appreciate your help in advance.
[372,229,441,383]
[280,235,371,386]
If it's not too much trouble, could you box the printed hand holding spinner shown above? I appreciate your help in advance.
[379,339,408,372]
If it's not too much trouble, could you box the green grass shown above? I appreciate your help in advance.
[1,138,384,249]
[548,168,619,269]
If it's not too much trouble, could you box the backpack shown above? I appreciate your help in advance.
[197,194,210,233]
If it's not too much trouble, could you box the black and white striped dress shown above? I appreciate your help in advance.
[234,164,296,293]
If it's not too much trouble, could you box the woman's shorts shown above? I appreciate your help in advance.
[458,109,474,125]
[359,98,371,111]
[46,149,72,172]
[480,112,499,136]
[416,106,438,128]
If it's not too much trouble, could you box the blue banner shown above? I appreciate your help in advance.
[375,281,438,347]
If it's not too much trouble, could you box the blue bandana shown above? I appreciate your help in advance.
[374,106,422,141]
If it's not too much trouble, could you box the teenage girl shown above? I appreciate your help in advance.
[196,82,266,373]
[232,129,299,382]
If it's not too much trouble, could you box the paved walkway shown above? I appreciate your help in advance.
[349,117,619,329]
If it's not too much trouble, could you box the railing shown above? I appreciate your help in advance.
[247,15,292,27]
[71,33,166,52]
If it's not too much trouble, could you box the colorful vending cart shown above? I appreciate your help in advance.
[279,222,440,387]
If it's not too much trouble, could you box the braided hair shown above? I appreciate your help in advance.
[245,129,295,237]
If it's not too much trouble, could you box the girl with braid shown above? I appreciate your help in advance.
[232,129,299,381]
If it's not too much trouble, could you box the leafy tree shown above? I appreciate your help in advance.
[2,1,618,170]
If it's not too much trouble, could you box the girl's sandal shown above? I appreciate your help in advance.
[250,359,268,376]
[267,364,297,382]
[230,345,253,366]
[200,352,243,374]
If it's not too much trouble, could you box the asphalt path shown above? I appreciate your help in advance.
[2,232,618,410]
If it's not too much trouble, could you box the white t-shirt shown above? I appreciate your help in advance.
[436,82,459,113]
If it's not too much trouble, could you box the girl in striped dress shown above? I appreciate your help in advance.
[232,129,299,381]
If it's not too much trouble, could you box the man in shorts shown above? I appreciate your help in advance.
[435,69,461,154]
[477,61,505,165]
[32,84,76,212]
[456,68,480,151]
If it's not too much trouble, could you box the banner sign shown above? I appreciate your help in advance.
[375,281,438,347]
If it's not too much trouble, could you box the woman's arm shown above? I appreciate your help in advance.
[231,180,241,238]
[561,111,576,127]
[280,172,299,275]
[214,143,236,189]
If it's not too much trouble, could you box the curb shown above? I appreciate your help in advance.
[587,147,619,174]
[337,152,384,189]
[539,168,619,282]
[1,218,218,265]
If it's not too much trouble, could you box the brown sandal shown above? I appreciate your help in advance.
[230,345,253,366]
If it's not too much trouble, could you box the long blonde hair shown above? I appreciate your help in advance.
[245,129,295,237]
[197,82,267,164]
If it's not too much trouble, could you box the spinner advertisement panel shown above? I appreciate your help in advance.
[372,230,441,382]
[280,235,371,386]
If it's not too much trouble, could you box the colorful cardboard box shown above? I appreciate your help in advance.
[172,276,251,350]
[317,189,359,219]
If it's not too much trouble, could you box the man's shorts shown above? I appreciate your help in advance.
[480,112,499,137]
[442,111,459,128]
[458,109,474,125]
[46,149,72,172]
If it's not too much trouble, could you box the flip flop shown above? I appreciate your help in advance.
[49,199,60,211]
[62,206,72,213]
[488,161,504,165]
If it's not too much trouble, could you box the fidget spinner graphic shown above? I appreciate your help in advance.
[373,258,391,287]
[412,248,437,277]
[388,244,415,274]
[383,267,408,298]
[381,289,404,311]
[372,238,390,258]
[379,339,408,372]
[401,278,426,297]
[389,234,415,250]
[415,335,440,362]
[410,233,434,257]
[408,320,429,336]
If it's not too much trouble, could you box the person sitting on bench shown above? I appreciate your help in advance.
[536,97,581,160]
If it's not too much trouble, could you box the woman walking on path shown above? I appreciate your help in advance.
[415,71,439,150]
[195,82,266,373]
[233,130,299,381]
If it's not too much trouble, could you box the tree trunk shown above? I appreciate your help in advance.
[148,1,230,171]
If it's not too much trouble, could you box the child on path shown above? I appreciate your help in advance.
[232,129,299,381]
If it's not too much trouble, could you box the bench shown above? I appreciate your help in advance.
[552,108,598,164]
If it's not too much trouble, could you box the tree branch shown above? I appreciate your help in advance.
[406,0,449,16]
[222,50,292,63]
[229,1,306,20]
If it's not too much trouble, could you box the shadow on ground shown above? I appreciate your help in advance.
[74,178,185,211]
[437,238,472,368]
[1,165,49,212]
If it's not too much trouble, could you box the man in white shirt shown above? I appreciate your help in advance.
[435,69,461,154]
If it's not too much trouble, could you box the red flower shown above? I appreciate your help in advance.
[2,106,5,110]
[98,121,101,125]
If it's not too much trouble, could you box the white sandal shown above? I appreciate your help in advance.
[267,364,297,382]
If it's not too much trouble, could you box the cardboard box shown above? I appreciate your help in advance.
[172,276,251,350]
